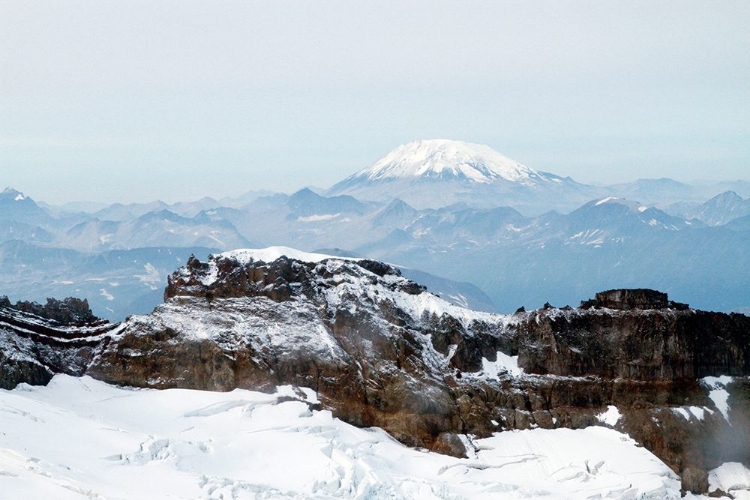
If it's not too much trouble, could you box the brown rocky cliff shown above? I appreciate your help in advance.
[514,307,750,380]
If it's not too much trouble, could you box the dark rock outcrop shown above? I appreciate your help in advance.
[1,252,748,494]
[580,288,689,311]
[1,295,101,326]
[514,307,750,380]
[0,299,117,389]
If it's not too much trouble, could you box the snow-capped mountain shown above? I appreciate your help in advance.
[0,187,52,223]
[342,139,552,184]
[327,140,599,213]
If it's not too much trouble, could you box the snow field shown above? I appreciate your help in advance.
[0,375,694,499]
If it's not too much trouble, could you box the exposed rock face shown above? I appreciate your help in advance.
[1,251,748,494]
[580,288,689,311]
[514,307,750,380]
[0,300,119,389]
[91,251,509,450]
[0,295,100,326]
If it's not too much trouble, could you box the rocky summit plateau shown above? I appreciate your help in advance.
[1,247,748,496]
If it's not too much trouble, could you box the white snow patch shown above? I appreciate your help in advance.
[596,405,622,426]
[595,196,619,205]
[481,351,523,378]
[673,406,712,421]
[297,213,340,222]
[688,406,710,421]
[672,407,690,420]
[702,376,734,422]
[99,288,114,301]
[14,193,25,201]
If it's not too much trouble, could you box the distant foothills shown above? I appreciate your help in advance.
[2,139,749,320]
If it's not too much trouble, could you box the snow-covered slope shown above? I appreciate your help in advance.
[0,375,687,500]
[327,140,597,213]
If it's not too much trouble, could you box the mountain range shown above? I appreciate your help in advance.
[1,140,749,320]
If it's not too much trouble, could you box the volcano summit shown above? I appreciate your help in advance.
[327,140,598,213]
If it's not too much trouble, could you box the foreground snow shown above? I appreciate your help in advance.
[0,375,705,499]
[708,462,750,499]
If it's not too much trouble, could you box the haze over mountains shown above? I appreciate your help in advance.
[2,140,749,320]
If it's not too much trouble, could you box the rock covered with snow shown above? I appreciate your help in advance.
[2,248,750,494]
[89,248,516,453]
[0,298,120,389]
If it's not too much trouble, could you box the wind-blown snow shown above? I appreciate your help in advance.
[126,296,348,362]
[352,140,547,185]
[220,246,346,265]
[0,375,686,499]
[314,259,504,327]
[192,248,502,327]
[198,247,352,287]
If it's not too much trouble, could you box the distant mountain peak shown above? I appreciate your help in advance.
[688,190,750,226]
[349,139,547,185]
[709,190,743,202]
[325,140,598,213]
[1,187,27,201]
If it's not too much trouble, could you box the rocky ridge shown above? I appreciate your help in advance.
[1,248,748,494]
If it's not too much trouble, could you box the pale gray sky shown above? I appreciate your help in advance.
[1,1,748,204]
